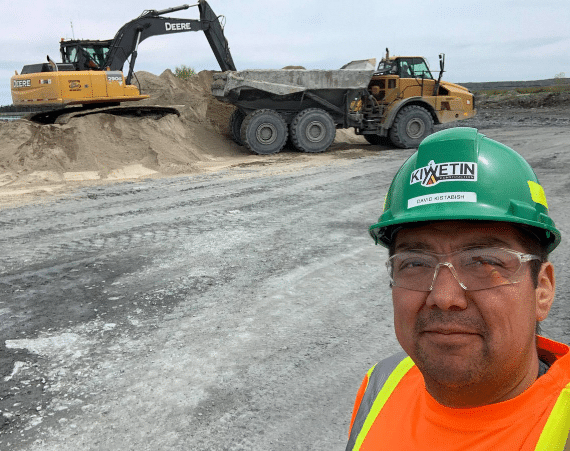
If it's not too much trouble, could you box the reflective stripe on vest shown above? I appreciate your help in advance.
[535,381,570,450]
[347,354,570,451]
[346,352,413,451]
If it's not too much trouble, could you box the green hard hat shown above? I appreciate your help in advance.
[369,127,561,253]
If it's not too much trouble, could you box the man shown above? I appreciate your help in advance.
[346,128,570,450]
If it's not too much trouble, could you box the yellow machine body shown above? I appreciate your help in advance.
[11,70,148,107]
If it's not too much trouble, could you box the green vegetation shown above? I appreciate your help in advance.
[174,65,196,80]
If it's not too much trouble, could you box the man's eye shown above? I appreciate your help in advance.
[398,258,432,270]
[467,257,505,268]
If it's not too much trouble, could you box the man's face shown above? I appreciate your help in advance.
[391,221,555,406]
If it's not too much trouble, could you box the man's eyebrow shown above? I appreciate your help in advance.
[394,237,513,253]
[461,237,513,249]
[394,242,433,252]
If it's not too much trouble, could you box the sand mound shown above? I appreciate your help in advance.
[0,70,246,181]
[136,69,236,133]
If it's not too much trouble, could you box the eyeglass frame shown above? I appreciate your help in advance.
[386,247,542,292]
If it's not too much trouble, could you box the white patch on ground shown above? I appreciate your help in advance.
[4,361,29,381]
[6,333,81,357]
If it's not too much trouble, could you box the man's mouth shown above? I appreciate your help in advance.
[423,327,479,335]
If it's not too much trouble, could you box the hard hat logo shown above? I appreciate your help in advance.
[410,160,477,187]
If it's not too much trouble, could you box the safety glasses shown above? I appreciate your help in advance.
[387,247,541,292]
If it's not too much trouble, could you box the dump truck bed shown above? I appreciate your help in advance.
[211,69,375,118]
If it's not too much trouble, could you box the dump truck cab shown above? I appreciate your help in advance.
[358,52,476,147]
[369,55,474,120]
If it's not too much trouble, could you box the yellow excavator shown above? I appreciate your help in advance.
[10,0,235,123]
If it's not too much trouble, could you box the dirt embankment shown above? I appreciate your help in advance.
[461,79,570,124]
[0,70,248,188]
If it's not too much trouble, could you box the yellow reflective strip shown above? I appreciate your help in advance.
[528,181,549,209]
[366,364,377,379]
[535,382,570,451]
[353,357,415,451]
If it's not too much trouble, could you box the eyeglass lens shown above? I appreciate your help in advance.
[387,248,536,292]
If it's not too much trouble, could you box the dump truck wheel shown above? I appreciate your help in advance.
[229,108,246,145]
[364,134,392,146]
[389,105,434,149]
[290,108,336,153]
[240,109,288,155]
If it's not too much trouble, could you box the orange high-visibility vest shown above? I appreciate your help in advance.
[347,337,570,451]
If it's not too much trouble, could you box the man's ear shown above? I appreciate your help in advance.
[536,262,555,322]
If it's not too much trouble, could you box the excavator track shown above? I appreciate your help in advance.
[27,105,180,125]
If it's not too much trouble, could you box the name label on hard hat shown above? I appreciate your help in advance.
[165,22,194,31]
[13,79,31,88]
[410,160,477,187]
[408,192,477,209]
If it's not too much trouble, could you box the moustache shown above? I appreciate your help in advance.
[415,310,487,336]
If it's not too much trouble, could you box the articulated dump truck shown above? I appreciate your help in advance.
[212,52,476,154]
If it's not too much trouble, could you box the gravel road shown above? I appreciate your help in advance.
[1,122,569,449]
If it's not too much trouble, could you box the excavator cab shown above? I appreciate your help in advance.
[60,40,112,71]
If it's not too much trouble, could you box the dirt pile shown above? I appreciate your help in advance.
[136,69,236,132]
[0,70,246,184]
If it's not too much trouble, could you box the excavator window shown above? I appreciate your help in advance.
[61,42,110,70]
[83,46,109,68]
[63,47,78,64]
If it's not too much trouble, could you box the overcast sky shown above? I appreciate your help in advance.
[1,0,569,106]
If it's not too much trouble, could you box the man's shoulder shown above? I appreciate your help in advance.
[365,351,413,394]
[372,351,409,374]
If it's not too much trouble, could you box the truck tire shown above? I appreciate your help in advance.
[290,108,336,153]
[240,109,288,155]
[229,108,246,145]
[364,134,392,146]
[389,105,434,149]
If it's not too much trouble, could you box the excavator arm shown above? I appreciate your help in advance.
[102,0,236,83]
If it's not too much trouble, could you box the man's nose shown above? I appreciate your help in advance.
[425,263,468,310]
